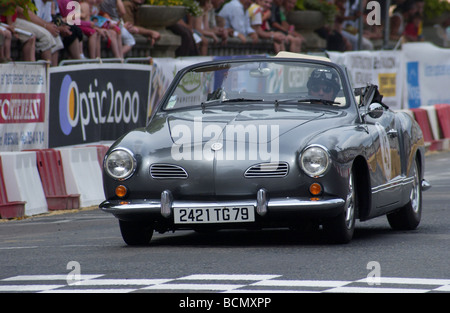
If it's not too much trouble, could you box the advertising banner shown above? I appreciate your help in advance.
[328,50,403,110]
[48,63,152,148]
[402,42,450,108]
[0,63,49,151]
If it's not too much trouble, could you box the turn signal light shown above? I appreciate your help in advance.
[309,183,323,196]
[115,185,128,198]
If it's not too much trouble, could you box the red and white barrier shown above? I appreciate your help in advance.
[57,146,105,208]
[0,151,48,216]
[0,155,26,219]
[407,104,450,151]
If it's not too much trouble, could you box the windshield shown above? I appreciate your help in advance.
[163,60,348,110]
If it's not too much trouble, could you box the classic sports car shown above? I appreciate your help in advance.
[100,52,430,245]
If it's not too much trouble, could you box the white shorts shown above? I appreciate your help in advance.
[120,24,136,47]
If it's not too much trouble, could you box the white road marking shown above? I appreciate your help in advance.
[0,274,448,293]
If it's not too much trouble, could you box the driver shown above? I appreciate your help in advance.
[307,68,340,102]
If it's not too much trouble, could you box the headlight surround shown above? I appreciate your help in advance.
[104,148,136,181]
[300,145,331,177]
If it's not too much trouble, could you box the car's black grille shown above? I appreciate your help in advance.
[150,164,188,179]
[244,162,289,178]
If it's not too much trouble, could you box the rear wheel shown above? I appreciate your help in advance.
[387,158,422,230]
[323,170,356,244]
[119,220,153,246]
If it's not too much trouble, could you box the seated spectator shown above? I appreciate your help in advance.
[193,0,220,55]
[56,0,86,59]
[404,12,423,42]
[1,9,37,61]
[167,19,199,57]
[390,0,417,41]
[122,0,160,47]
[249,0,286,53]
[269,0,302,52]
[0,25,12,62]
[99,0,136,56]
[208,0,229,45]
[34,0,67,66]
[80,0,102,58]
[90,0,123,58]
[218,0,258,44]
[10,6,60,63]
[336,0,373,50]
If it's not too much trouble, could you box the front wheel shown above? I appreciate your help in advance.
[119,220,154,246]
[323,170,356,244]
[387,158,422,230]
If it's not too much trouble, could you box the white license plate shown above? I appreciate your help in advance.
[174,206,255,224]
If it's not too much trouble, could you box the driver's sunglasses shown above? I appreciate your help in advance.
[310,85,333,93]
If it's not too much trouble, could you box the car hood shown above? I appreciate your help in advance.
[165,107,345,145]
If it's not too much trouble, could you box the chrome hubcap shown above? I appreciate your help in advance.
[345,173,355,229]
[411,162,420,214]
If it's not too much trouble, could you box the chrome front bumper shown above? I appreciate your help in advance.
[100,189,346,219]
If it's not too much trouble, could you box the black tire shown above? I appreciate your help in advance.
[323,170,356,244]
[387,158,422,230]
[119,220,153,246]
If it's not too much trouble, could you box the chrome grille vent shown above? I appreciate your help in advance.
[150,164,188,179]
[244,162,289,178]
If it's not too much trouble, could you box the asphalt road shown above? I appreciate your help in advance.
[0,150,449,295]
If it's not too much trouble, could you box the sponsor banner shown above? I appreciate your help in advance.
[402,42,450,107]
[48,63,152,148]
[150,57,213,116]
[328,50,403,110]
[0,63,48,151]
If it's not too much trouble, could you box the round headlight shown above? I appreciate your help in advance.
[104,148,136,181]
[300,145,330,177]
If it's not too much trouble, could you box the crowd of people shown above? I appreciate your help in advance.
[0,0,435,65]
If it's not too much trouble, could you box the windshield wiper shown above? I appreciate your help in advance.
[201,98,264,110]
[275,98,340,106]
[296,98,341,106]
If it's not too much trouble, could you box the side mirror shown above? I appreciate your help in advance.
[366,102,384,119]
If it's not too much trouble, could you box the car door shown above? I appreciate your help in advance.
[360,87,402,211]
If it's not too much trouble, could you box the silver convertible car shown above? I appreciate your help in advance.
[100,52,430,245]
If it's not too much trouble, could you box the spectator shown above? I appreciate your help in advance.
[91,0,123,58]
[1,9,37,61]
[122,0,161,47]
[193,0,220,55]
[0,25,12,62]
[404,12,423,42]
[99,0,136,56]
[249,0,286,53]
[12,6,60,63]
[218,0,259,44]
[34,0,67,66]
[269,0,303,52]
[208,0,229,44]
[337,0,373,50]
[390,0,417,41]
[167,20,200,57]
[79,0,102,58]
[56,0,86,59]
